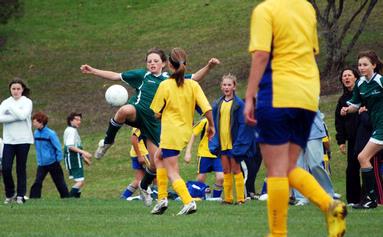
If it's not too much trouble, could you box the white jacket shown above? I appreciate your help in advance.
[0,96,33,144]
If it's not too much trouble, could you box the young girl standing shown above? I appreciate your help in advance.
[209,74,256,204]
[81,48,219,206]
[0,79,33,204]
[150,48,214,215]
[341,50,383,209]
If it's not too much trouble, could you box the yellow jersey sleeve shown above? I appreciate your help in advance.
[249,2,272,53]
[194,82,212,114]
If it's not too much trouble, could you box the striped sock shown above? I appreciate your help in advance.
[121,184,136,199]
[104,118,123,144]
[212,183,223,198]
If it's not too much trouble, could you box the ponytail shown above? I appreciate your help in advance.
[169,48,187,87]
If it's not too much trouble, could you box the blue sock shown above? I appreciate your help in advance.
[212,184,223,198]
[261,178,267,195]
[121,184,136,199]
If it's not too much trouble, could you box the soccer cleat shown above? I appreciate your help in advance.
[94,139,112,159]
[138,184,153,206]
[3,194,16,204]
[16,196,25,204]
[177,201,197,215]
[325,200,347,237]
[151,198,168,215]
[352,195,377,209]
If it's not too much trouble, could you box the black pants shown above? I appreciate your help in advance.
[243,154,263,195]
[2,143,30,198]
[30,162,69,198]
[346,140,361,204]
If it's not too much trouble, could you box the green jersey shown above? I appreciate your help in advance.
[348,73,383,130]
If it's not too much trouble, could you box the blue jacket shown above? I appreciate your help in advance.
[34,126,63,166]
[208,95,257,161]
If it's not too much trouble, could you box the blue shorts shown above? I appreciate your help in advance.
[161,149,180,158]
[198,157,223,173]
[131,156,148,170]
[255,107,315,149]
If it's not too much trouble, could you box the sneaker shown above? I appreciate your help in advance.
[138,183,153,206]
[333,193,342,200]
[295,199,309,206]
[94,139,112,159]
[177,201,197,215]
[352,195,377,209]
[16,196,25,204]
[4,194,16,204]
[258,193,268,201]
[151,198,168,215]
[325,200,347,237]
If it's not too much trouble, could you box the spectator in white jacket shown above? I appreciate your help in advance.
[0,79,33,204]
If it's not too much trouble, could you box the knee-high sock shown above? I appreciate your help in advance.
[104,118,123,144]
[223,173,233,203]
[157,168,168,200]
[288,167,332,212]
[267,177,289,237]
[172,179,192,205]
[140,168,156,190]
[234,173,245,202]
[361,168,377,201]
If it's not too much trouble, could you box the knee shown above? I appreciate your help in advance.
[216,175,224,185]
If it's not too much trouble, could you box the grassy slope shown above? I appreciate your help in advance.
[0,1,383,236]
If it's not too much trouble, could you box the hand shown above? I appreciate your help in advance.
[82,152,92,166]
[184,153,192,164]
[207,125,215,140]
[244,97,257,125]
[340,107,348,116]
[339,144,346,154]
[208,58,220,68]
[80,64,94,74]
[358,106,368,114]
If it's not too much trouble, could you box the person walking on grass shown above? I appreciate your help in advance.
[150,48,214,215]
[244,0,347,236]
[63,112,92,198]
[29,112,69,199]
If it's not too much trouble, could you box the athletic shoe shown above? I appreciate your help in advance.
[325,200,347,237]
[16,196,25,204]
[177,201,197,215]
[352,195,377,209]
[3,194,16,204]
[94,139,112,159]
[333,193,342,199]
[138,183,152,206]
[258,193,268,201]
[295,199,309,206]
[151,198,168,215]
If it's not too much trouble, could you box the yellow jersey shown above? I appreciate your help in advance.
[249,0,320,111]
[150,78,212,150]
[129,128,149,157]
[192,118,216,158]
[219,99,233,150]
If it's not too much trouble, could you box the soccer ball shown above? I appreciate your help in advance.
[105,85,129,107]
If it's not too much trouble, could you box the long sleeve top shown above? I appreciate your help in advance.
[34,126,63,166]
[0,96,33,144]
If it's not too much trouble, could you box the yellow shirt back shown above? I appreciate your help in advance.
[192,118,216,158]
[129,128,149,157]
[150,79,212,150]
[249,0,320,111]
[219,99,233,150]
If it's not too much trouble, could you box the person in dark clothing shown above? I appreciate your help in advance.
[335,67,361,205]
[242,143,262,199]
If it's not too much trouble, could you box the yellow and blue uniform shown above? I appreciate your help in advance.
[249,0,319,149]
[249,1,335,236]
[219,99,233,151]
[150,77,211,205]
[192,118,222,174]
[129,128,149,170]
[150,79,212,152]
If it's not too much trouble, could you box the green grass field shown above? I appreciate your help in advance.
[1,0,383,236]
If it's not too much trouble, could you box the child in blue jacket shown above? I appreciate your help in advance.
[29,112,69,198]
